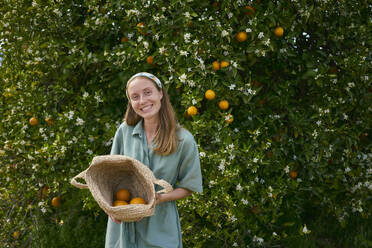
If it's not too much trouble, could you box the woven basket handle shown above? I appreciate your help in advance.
[154,179,173,194]
[70,170,88,189]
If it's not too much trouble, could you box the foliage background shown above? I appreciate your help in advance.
[0,0,371,247]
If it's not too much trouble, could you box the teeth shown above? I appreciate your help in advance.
[141,105,152,112]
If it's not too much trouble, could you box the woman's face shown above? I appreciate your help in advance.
[127,77,163,122]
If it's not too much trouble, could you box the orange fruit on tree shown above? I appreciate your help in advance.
[113,200,129,206]
[272,193,277,200]
[245,6,256,16]
[29,117,38,126]
[220,61,230,68]
[187,106,198,116]
[116,189,131,202]
[274,26,284,37]
[225,114,234,124]
[289,170,298,179]
[218,100,229,110]
[51,196,61,208]
[45,117,53,126]
[13,231,20,239]
[121,37,129,43]
[251,80,261,88]
[212,61,220,70]
[236,31,247,42]
[137,22,147,35]
[251,206,260,215]
[146,56,154,65]
[130,197,146,205]
[205,90,215,100]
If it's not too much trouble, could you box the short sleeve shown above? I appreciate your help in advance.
[177,131,203,193]
[110,125,123,155]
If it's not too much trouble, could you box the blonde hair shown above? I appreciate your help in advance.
[123,77,179,155]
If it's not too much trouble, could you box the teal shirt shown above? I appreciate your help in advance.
[105,120,203,248]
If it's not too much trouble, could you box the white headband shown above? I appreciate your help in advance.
[126,72,162,99]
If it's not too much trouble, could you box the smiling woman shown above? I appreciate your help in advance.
[105,72,203,248]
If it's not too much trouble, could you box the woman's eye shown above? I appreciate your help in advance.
[131,95,139,101]
[145,90,152,95]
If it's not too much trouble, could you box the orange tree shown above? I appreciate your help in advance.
[1,0,371,247]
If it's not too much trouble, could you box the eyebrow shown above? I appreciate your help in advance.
[130,87,153,96]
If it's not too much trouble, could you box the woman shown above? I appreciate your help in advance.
[105,72,203,248]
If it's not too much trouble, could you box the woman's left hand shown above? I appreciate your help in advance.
[155,193,165,205]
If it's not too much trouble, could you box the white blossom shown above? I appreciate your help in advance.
[76,117,85,126]
[159,47,166,54]
[180,50,189,56]
[221,30,229,37]
[228,84,236,90]
[184,33,191,43]
[236,183,242,191]
[143,41,149,49]
[230,215,237,222]
[302,224,311,234]
[253,235,264,244]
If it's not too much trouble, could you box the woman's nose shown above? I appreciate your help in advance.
[139,94,146,104]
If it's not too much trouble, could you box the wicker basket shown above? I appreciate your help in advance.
[70,155,173,222]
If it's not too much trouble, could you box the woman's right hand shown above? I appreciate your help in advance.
[109,215,122,224]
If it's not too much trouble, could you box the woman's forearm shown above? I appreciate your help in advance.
[156,187,192,204]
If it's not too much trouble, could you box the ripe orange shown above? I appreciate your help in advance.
[251,206,260,215]
[130,197,146,205]
[251,80,261,88]
[113,200,129,206]
[187,106,198,116]
[205,90,215,100]
[146,56,154,65]
[328,66,338,74]
[236,31,247,42]
[13,231,20,239]
[212,61,220,71]
[116,189,131,202]
[225,114,234,124]
[220,61,230,68]
[29,117,38,126]
[245,6,256,16]
[51,196,61,208]
[121,37,129,43]
[218,100,229,110]
[274,26,284,37]
[289,170,298,179]
[45,117,53,126]
[137,22,147,35]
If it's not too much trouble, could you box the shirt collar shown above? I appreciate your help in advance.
[132,119,144,137]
